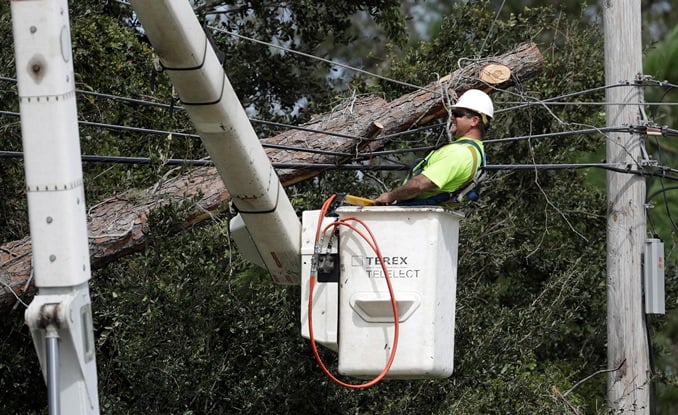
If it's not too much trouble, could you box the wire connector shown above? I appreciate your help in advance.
[632,121,661,169]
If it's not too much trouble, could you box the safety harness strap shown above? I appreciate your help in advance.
[455,139,484,188]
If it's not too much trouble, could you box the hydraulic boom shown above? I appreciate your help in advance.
[129,0,302,284]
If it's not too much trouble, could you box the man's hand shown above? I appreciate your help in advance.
[374,192,394,205]
[374,175,437,206]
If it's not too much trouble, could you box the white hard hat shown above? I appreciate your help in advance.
[451,89,494,123]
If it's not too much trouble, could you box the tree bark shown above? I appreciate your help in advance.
[0,42,543,312]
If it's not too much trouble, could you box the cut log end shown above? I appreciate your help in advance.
[479,64,511,84]
[366,121,384,139]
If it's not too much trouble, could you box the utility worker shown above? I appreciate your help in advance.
[374,89,493,206]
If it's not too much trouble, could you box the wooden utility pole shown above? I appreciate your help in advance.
[604,0,650,412]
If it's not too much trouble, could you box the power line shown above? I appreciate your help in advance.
[650,183,678,232]
[0,77,372,142]
[1,79,443,145]
[79,119,199,140]
[488,162,630,173]
[1,76,406,142]
[646,185,678,203]
[2,150,677,180]
[0,109,362,157]
[500,101,678,107]
[4,76,674,144]
[3,110,675,185]
[2,78,676,175]
[119,0,437,94]
[102,1,678,104]
[496,80,677,114]
[207,26,438,94]
[640,78,678,89]
[0,76,179,110]
[479,0,506,56]
[250,117,366,142]
[0,108,438,158]
[4,76,674,113]
[1,108,642,160]
[2,104,673,160]
[485,126,631,144]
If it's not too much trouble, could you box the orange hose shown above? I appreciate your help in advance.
[308,195,399,389]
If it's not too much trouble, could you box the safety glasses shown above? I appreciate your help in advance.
[451,110,479,119]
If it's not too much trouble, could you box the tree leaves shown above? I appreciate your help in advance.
[2,1,675,414]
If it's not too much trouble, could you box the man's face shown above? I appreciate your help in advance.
[450,109,480,138]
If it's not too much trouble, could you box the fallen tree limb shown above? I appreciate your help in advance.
[0,42,543,312]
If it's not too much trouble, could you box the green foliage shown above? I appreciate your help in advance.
[0,1,27,242]
[70,8,201,203]
[188,0,407,118]
[639,24,678,415]
[0,312,45,415]
[2,1,677,414]
[0,0,195,243]
[644,26,678,248]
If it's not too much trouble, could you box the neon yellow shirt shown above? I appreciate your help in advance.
[416,137,484,199]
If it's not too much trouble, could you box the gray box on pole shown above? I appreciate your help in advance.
[644,238,665,314]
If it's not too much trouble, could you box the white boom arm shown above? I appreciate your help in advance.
[11,0,99,413]
[129,0,302,284]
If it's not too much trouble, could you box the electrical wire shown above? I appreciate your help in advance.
[4,75,675,144]
[646,188,678,204]
[0,76,178,110]
[647,132,678,231]
[1,108,445,155]
[478,0,506,56]
[1,102,653,160]
[495,80,676,114]
[6,110,653,163]
[484,126,631,144]
[485,164,678,180]
[661,185,678,232]
[4,78,673,153]
[5,77,674,115]
[207,26,437,94]
[645,136,678,235]
[3,51,677,189]
[121,0,434,94]
[0,110,361,158]
[0,77,390,143]
[0,107,372,146]
[640,78,678,90]
[2,67,675,165]
[3,147,677,180]
[500,101,678,107]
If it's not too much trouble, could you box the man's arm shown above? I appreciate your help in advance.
[374,174,437,205]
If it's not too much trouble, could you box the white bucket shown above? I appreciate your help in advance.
[336,206,462,379]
